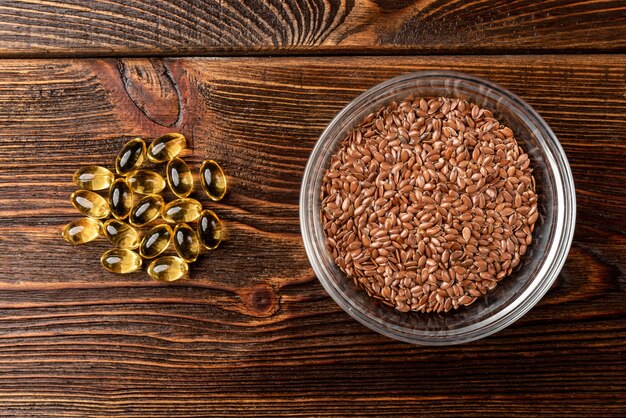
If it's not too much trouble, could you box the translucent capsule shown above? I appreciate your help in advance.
[166,157,193,198]
[109,178,133,220]
[162,198,202,223]
[116,137,146,175]
[62,218,102,244]
[103,219,139,249]
[73,165,114,191]
[147,133,186,162]
[129,195,164,227]
[126,169,166,195]
[147,256,188,282]
[70,190,110,219]
[173,223,200,263]
[101,249,142,274]
[200,160,227,201]
[139,224,172,259]
[197,209,222,250]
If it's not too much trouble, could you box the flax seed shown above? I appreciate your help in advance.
[320,96,538,313]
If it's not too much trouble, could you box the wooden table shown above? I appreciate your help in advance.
[0,1,625,416]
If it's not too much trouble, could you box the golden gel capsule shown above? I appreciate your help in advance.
[139,224,172,259]
[101,249,142,274]
[166,157,193,198]
[73,165,114,191]
[104,219,139,249]
[147,133,186,162]
[70,190,110,219]
[116,137,146,175]
[200,159,227,201]
[162,198,202,223]
[109,178,133,220]
[62,218,102,244]
[129,195,164,227]
[197,209,222,250]
[147,256,188,282]
[173,223,200,263]
[126,169,166,195]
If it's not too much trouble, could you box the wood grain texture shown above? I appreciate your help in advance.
[0,56,625,416]
[0,0,626,57]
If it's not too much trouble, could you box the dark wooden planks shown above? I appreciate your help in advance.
[0,56,625,415]
[0,1,626,57]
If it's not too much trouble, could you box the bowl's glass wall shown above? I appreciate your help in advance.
[300,72,576,345]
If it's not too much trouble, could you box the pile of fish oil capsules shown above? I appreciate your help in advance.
[62,133,228,283]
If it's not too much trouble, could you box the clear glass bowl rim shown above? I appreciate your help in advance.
[300,71,576,345]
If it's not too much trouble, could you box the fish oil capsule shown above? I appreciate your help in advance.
[197,209,222,250]
[147,133,186,162]
[101,249,142,274]
[73,165,114,190]
[166,157,193,198]
[126,169,166,195]
[70,190,110,219]
[173,223,200,263]
[109,178,133,220]
[139,224,172,259]
[103,219,139,249]
[147,256,188,282]
[129,195,164,227]
[162,198,202,223]
[62,218,102,244]
[116,137,146,175]
[200,159,227,201]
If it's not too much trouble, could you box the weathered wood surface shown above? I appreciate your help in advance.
[0,1,625,57]
[0,56,625,415]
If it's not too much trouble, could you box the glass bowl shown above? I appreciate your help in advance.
[300,71,576,345]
